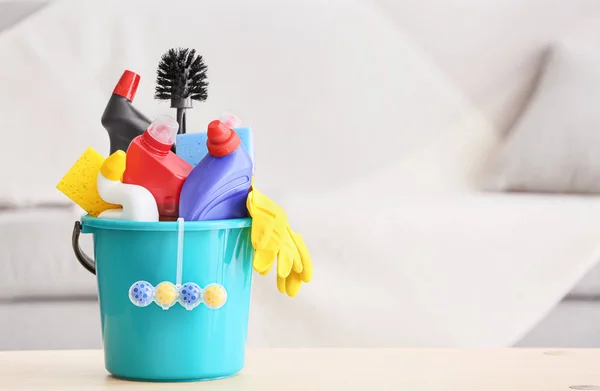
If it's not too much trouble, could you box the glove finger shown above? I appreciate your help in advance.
[278,228,300,278]
[300,255,313,283]
[292,252,303,274]
[259,267,271,276]
[285,272,303,297]
[293,232,313,283]
[253,247,277,275]
[276,248,294,279]
[277,275,287,295]
[287,227,304,274]
[256,253,274,276]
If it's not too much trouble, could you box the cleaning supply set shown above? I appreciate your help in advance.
[58,47,312,382]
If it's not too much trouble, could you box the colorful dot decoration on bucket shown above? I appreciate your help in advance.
[155,281,178,309]
[180,282,202,310]
[128,280,227,311]
[203,283,228,309]
[129,281,155,307]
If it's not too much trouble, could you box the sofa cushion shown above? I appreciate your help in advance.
[518,300,600,347]
[0,207,96,300]
[483,41,600,193]
[570,264,600,297]
[0,300,101,350]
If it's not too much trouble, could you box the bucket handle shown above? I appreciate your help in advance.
[72,221,96,275]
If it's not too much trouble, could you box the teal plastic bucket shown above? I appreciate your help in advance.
[72,215,253,382]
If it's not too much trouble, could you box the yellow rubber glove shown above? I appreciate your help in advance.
[247,188,312,296]
[276,228,313,297]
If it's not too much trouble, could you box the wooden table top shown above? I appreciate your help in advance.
[0,349,599,390]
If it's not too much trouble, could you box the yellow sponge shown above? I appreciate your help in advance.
[56,147,120,217]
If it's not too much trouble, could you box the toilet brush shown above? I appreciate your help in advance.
[155,48,208,135]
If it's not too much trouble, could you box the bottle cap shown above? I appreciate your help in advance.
[144,115,179,152]
[207,120,241,157]
[113,70,140,101]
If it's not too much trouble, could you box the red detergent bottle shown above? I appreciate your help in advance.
[123,115,192,220]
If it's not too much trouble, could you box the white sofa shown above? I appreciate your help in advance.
[2,0,600,350]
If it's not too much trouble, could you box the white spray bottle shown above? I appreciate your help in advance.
[97,150,159,222]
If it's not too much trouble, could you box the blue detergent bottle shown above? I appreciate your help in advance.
[179,119,253,221]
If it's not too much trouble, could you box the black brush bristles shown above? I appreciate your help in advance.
[155,48,208,135]
[155,48,208,102]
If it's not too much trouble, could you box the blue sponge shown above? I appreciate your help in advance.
[177,127,254,170]
[176,133,206,167]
